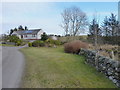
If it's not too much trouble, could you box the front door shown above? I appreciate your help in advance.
[21,35,23,38]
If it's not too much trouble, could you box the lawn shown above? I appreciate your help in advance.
[20,47,116,88]
[0,44,16,47]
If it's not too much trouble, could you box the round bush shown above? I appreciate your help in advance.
[64,40,88,54]
[16,41,21,46]
[45,39,61,45]
[32,40,45,47]
[39,41,45,47]
[28,42,32,47]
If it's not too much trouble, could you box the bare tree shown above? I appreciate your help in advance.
[61,6,88,36]
[61,8,70,36]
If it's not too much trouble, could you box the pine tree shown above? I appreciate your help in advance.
[18,25,24,30]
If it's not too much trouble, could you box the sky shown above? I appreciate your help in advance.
[1,2,118,35]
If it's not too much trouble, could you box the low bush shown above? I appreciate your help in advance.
[31,39,61,47]
[8,35,26,46]
[39,41,45,47]
[32,40,45,47]
[64,40,88,54]
[54,40,61,45]
[16,41,21,46]
[9,35,20,43]
[28,42,32,47]
[45,38,61,45]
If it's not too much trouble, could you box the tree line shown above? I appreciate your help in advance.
[9,25,28,36]
[61,6,120,45]
[88,13,120,45]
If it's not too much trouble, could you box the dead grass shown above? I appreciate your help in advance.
[88,44,119,61]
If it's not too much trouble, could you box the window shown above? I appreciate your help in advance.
[21,35,23,38]
[25,35,27,37]
[32,34,36,37]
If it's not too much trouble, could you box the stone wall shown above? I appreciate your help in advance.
[78,48,120,88]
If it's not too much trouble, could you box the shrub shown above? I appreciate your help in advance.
[8,35,25,46]
[39,41,45,47]
[64,40,88,54]
[32,40,40,47]
[9,35,20,43]
[54,40,61,45]
[41,32,48,41]
[45,38,61,45]
[45,38,54,44]
[32,40,45,47]
[28,42,32,47]
[16,41,21,46]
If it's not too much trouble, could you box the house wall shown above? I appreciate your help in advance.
[79,49,120,88]
[12,30,44,40]
[12,32,21,39]
[37,30,44,39]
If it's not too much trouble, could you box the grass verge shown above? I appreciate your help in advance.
[20,47,116,88]
[0,44,16,47]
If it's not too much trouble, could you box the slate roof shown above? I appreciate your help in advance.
[14,29,41,35]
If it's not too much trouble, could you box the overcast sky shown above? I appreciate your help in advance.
[1,2,118,35]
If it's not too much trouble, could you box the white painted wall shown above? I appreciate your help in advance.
[37,30,44,39]
[12,32,21,39]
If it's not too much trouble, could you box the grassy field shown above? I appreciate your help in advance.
[0,44,16,47]
[20,47,116,88]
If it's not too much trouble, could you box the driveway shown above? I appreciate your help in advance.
[2,46,25,88]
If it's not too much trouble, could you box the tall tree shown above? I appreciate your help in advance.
[61,6,88,36]
[25,26,28,30]
[89,18,102,43]
[102,16,110,36]
[102,13,120,44]
[14,28,17,31]
[18,25,24,30]
[9,29,14,36]
[89,17,101,69]
[61,8,70,36]
[108,13,119,36]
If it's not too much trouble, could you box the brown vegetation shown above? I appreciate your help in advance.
[88,44,119,61]
[64,40,88,54]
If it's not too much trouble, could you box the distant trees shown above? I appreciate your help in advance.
[102,13,119,36]
[9,25,28,36]
[88,18,102,44]
[102,16,109,36]
[61,6,88,36]
[102,13,120,45]
[25,26,28,30]
[88,13,120,45]
[18,25,24,30]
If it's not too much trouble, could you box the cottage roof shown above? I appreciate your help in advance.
[14,29,41,35]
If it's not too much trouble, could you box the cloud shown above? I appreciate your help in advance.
[2,2,63,35]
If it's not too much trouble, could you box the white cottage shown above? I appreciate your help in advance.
[12,29,44,41]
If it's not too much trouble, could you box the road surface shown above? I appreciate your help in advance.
[2,46,25,88]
